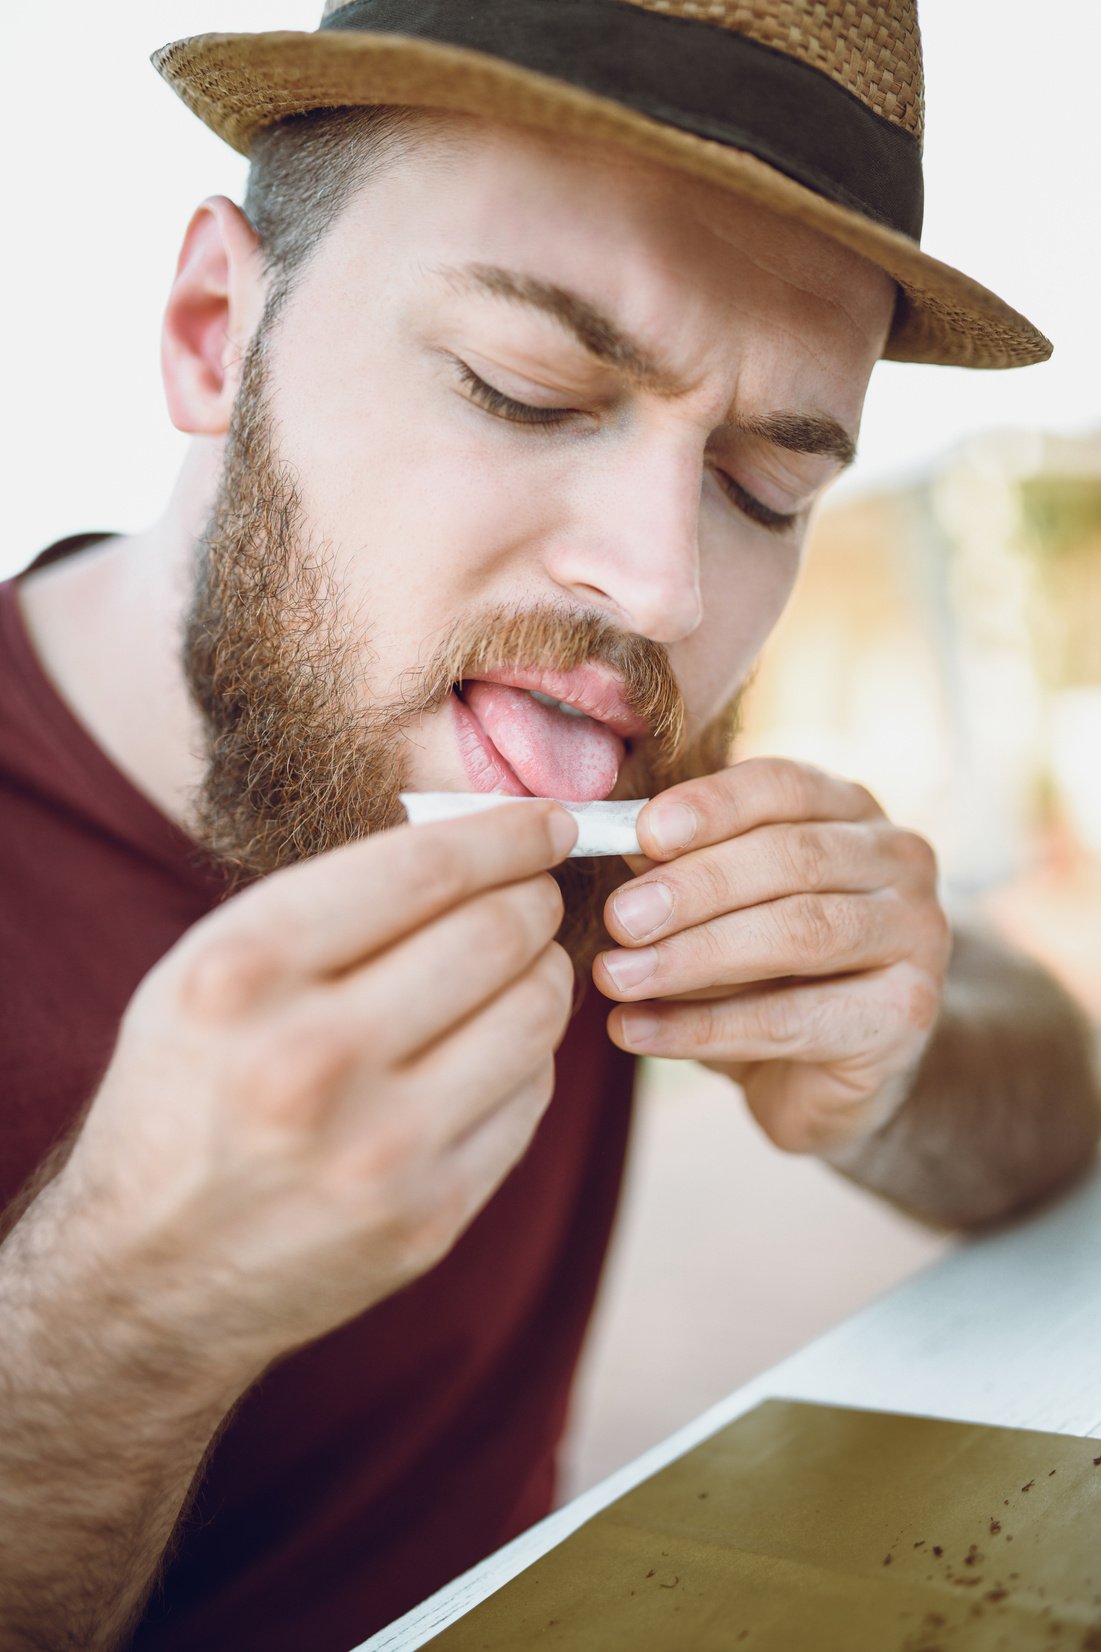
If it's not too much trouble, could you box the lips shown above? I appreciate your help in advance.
[451,664,649,802]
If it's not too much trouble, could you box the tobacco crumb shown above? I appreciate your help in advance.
[953,1576,983,1589]
[1048,1468,1057,1476]
[933,1546,944,1558]
[914,1539,926,1549]
[987,1588,1009,1603]
[1004,1499,1011,1506]
[659,1575,680,1590]
[884,1554,893,1567]
[645,1569,655,1579]
[964,1545,983,1567]
[1022,1480,1035,1493]
[1093,1456,1101,1467]
[990,1520,1002,1535]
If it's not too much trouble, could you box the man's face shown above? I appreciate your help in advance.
[186,117,892,948]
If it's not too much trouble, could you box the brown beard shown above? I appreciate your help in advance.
[183,323,742,967]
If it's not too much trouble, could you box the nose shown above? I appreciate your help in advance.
[543,434,704,643]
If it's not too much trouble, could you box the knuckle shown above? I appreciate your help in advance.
[504,1063,559,1150]
[897,828,938,884]
[522,948,575,1043]
[528,1056,558,1110]
[176,926,281,1021]
[473,886,549,975]
[687,918,731,976]
[905,969,943,1034]
[682,998,722,1048]
[524,871,566,936]
[780,894,834,962]
[694,852,733,914]
[237,1021,352,1125]
[785,824,829,893]
[765,757,817,817]
[353,1121,420,1188]
[753,991,804,1048]
[923,901,952,966]
[849,780,882,818]
[402,1184,472,1272]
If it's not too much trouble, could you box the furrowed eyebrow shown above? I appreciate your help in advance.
[440,261,858,468]
[440,262,684,394]
[736,409,857,469]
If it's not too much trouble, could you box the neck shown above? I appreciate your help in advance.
[18,441,222,830]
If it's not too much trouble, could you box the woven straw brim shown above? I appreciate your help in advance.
[153,28,1052,371]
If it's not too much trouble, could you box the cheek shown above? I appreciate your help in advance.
[678,525,802,723]
[271,375,551,629]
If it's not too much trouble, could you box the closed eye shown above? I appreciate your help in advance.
[708,468,801,534]
[452,355,801,533]
[452,357,579,430]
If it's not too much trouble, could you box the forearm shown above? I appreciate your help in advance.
[823,928,1101,1228]
[0,1165,257,1652]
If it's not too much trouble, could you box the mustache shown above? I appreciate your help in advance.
[382,602,686,777]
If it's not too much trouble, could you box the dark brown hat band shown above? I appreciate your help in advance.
[322,0,924,240]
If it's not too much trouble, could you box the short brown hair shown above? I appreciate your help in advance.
[243,104,435,293]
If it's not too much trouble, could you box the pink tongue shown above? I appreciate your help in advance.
[463,682,624,801]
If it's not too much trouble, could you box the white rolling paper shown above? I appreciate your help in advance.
[399,793,647,857]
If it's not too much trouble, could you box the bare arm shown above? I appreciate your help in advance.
[821,928,1101,1228]
[0,802,577,1649]
[0,1165,257,1650]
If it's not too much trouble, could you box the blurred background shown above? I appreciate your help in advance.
[4,4,1099,1499]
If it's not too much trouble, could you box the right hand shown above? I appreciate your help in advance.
[61,802,578,1369]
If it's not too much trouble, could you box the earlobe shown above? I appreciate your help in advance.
[161,196,264,436]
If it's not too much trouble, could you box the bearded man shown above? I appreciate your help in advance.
[1,3,1097,1649]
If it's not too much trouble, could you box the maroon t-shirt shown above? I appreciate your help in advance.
[0,539,636,1651]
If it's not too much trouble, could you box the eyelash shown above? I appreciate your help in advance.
[453,358,799,535]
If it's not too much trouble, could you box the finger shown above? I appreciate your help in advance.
[324,872,566,1065]
[401,941,575,1149]
[432,1061,559,1239]
[181,802,578,1003]
[636,757,885,862]
[606,963,937,1066]
[606,821,936,946]
[595,889,912,1000]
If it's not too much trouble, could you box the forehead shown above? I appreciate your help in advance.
[300,116,894,406]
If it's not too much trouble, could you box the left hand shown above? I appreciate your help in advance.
[593,758,951,1155]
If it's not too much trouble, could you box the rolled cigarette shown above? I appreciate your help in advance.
[399,792,647,857]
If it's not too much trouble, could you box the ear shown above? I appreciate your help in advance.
[161,196,265,436]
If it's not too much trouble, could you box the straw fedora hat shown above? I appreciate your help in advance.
[153,0,1050,371]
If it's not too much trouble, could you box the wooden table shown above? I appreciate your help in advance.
[356,1166,1101,1651]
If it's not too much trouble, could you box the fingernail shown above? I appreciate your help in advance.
[602,946,658,991]
[612,881,673,940]
[620,1010,660,1048]
[547,808,579,858]
[647,801,697,854]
